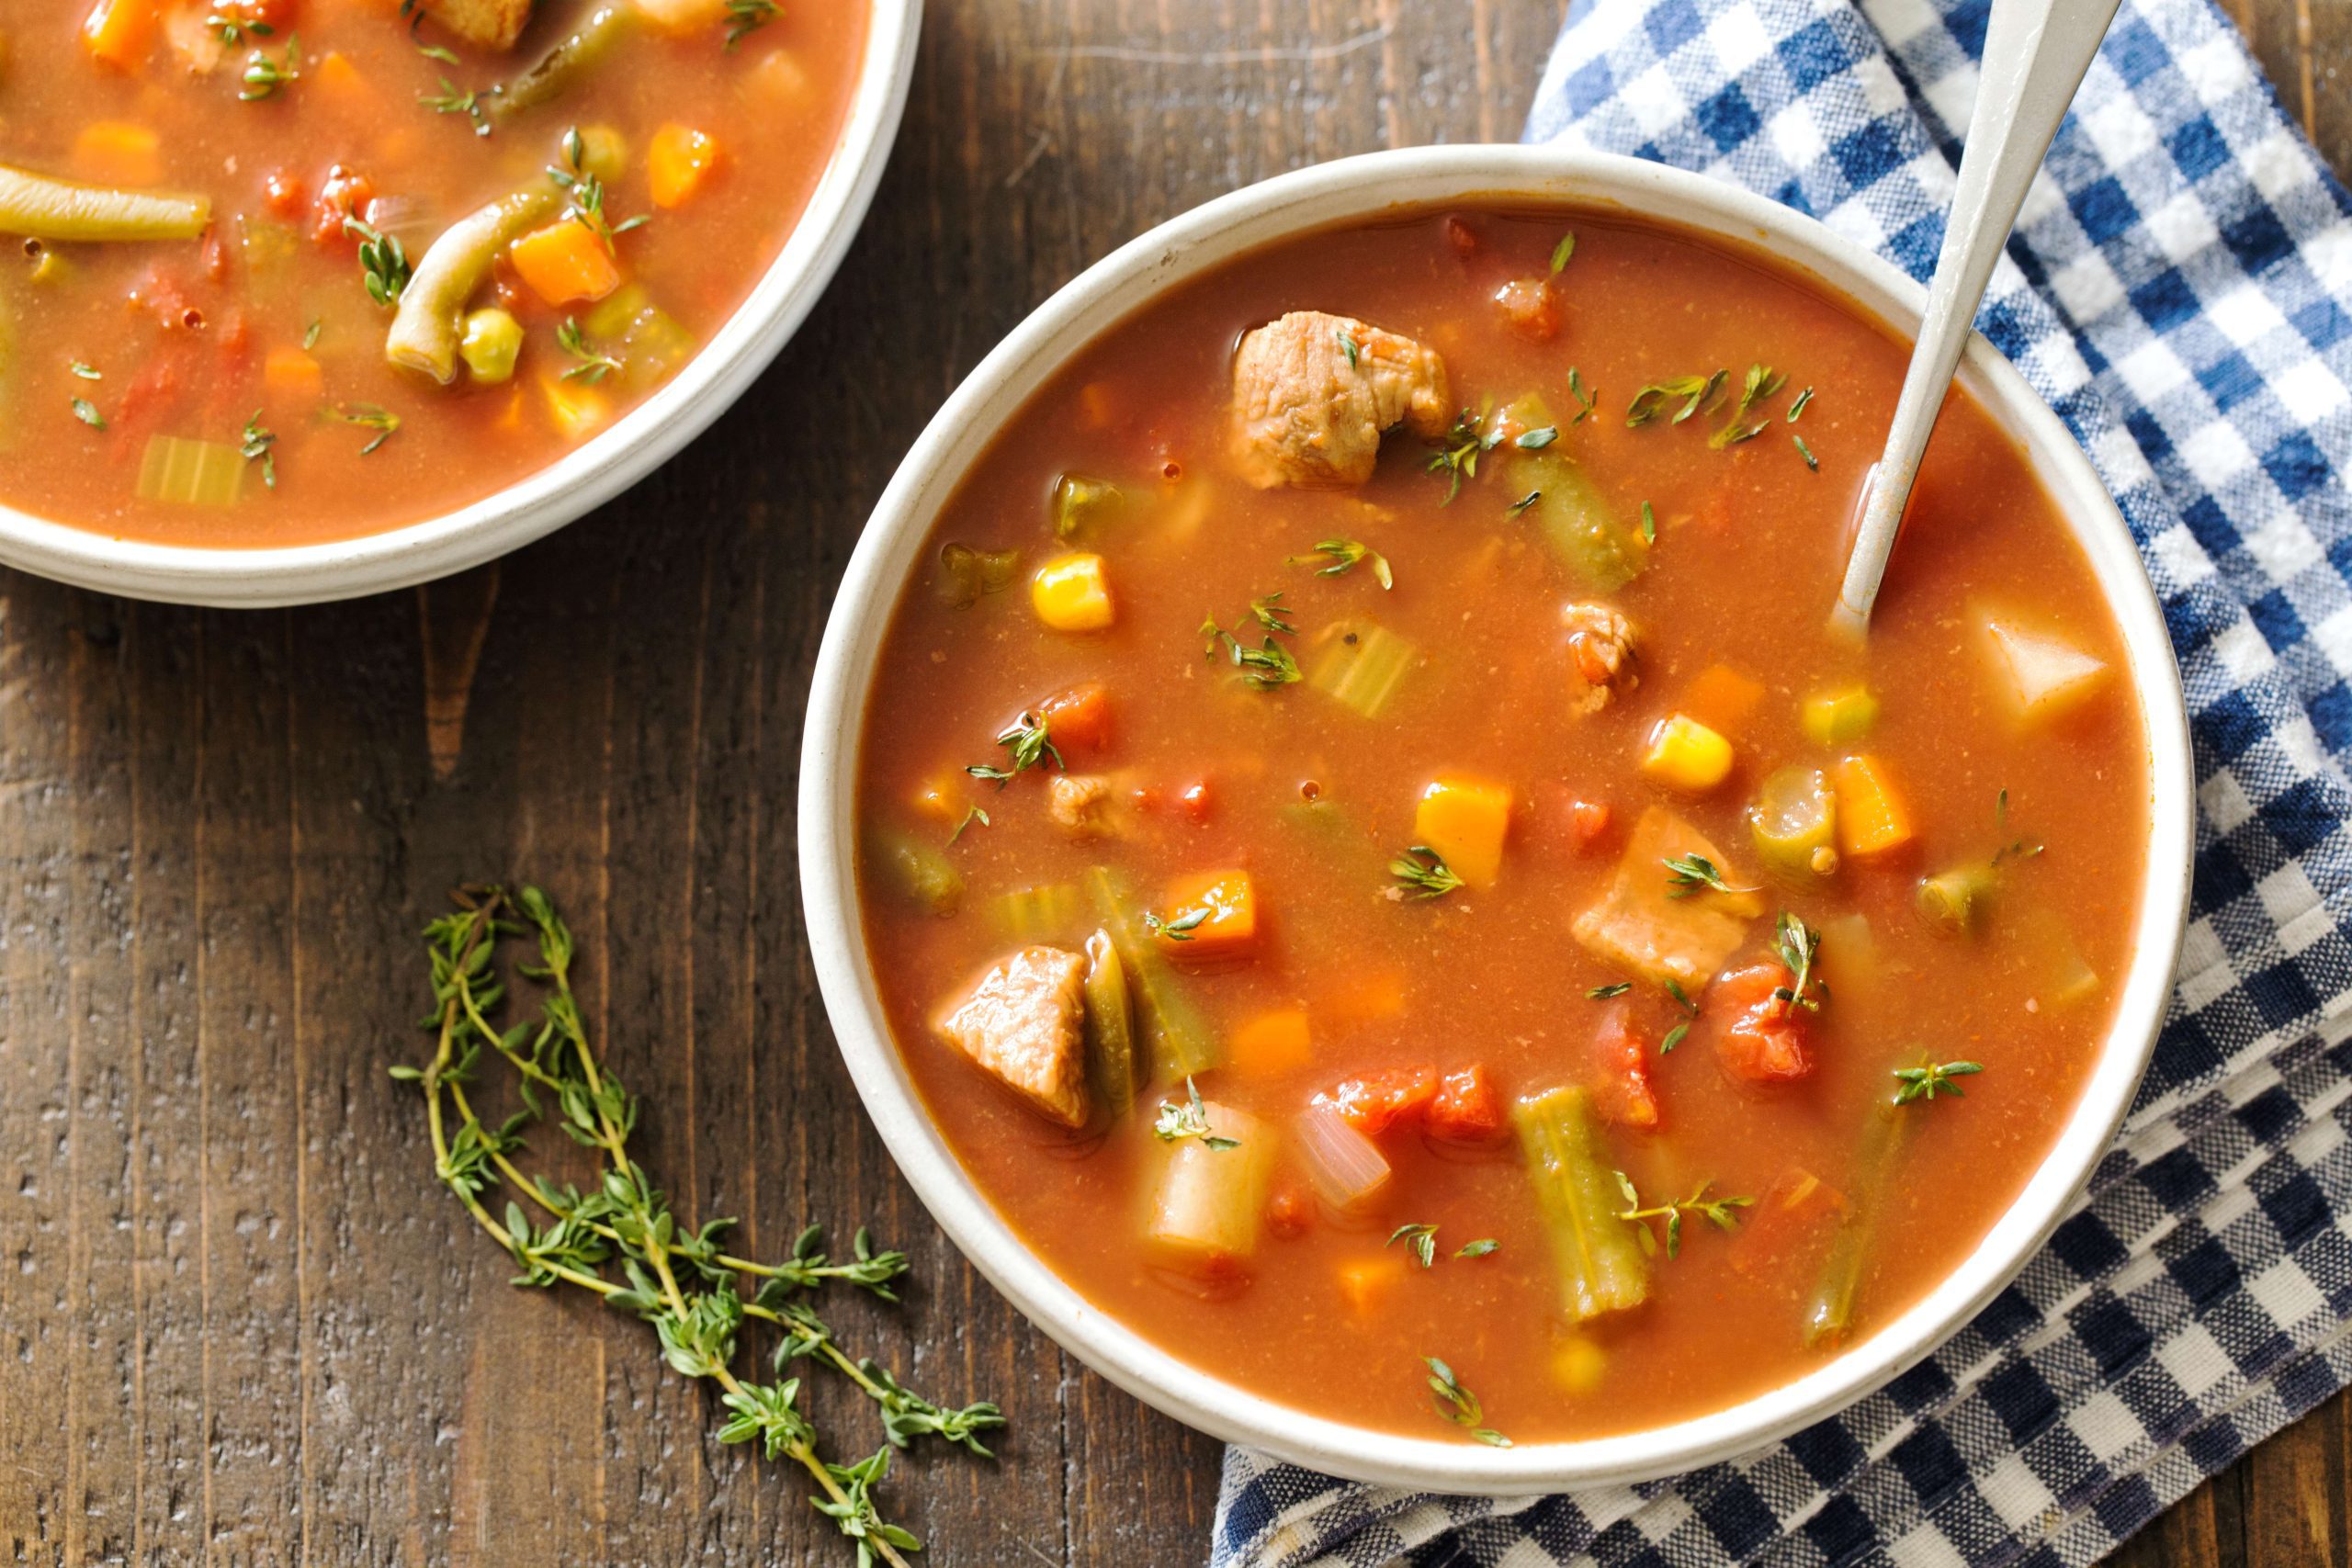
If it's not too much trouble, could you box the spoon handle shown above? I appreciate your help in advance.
[1832,0,2121,633]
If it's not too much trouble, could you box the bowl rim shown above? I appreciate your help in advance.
[0,0,924,608]
[798,143,2196,1492]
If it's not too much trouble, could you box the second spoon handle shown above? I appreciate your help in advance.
[1832,0,2121,633]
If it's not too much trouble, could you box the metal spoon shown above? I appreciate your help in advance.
[1831,0,2122,636]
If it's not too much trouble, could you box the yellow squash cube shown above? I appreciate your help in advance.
[1413,775,1513,888]
[1639,713,1734,793]
[1031,552,1114,631]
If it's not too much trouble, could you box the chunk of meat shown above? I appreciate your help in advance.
[936,946,1092,1127]
[1046,773,1114,837]
[1230,310,1451,489]
[1561,602,1636,715]
[1572,806,1760,990]
[415,0,533,51]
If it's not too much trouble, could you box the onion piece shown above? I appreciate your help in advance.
[1293,1105,1390,1212]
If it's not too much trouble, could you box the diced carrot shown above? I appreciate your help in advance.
[1317,1065,1435,1136]
[310,51,371,103]
[1337,1255,1405,1315]
[1227,1010,1312,1077]
[1428,1066,1502,1140]
[263,346,323,403]
[1413,775,1512,888]
[647,123,719,209]
[747,46,809,105]
[1589,1004,1658,1128]
[1713,964,1813,1083]
[508,220,621,307]
[1832,754,1914,857]
[1037,681,1110,752]
[908,770,967,823]
[1568,797,1611,854]
[1076,382,1116,430]
[1317,972,1408,1026]
[1682,663,1767,735]
[84,0,157,70]
[1156,870,1256,960]
[74,121,162,186]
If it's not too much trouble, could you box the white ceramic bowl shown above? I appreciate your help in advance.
[800,146,2195,1492]
[0,0,922,608]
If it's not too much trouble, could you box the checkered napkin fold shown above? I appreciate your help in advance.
[1209,0,2352,1562]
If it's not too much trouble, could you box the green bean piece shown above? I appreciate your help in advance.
[1803,1099,1912,1348]
[493,5,633,120]
[871,828,962,918]
[1512,1086,1650,1324]
[386,187,560,384]
[1916,865,1996,934]
[1081,930,1138,1121]
[1083,866,1217,1080]
[0,164,209,243]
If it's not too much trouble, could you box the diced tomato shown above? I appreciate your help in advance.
[1493,276,1564,342]
[1567,797,1611,853]
[1317,1065,1435,1136]
[1442,214,1479,258]
[262,169,307,220]
[1179,781,1212,824]
[1732,1168,1846,1279]
[1265,1182,1313,1240]
[1589,1003,1658,1129]
[1715,964,1813,1083]
[1037,681,1111,753]
[312,165,373,248]
[1428,1066,1503,1140]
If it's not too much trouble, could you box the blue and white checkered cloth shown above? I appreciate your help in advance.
[1210,0,2352,1561]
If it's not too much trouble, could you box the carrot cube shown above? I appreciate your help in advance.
[74,121,161,186]
[647,123,719,209]
[1337,1255,1405,1316]
[1156,870,1256,959]
[1681,663,1766,735]
[263,346,323,403]
[508,220,621,306]
[83,0,156,70]
[1413,775,1512,888]
[1832,755,1913,857]
[1227,1010,1312,1077]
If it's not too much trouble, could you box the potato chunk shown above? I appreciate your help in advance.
[936,946,1092,1127]
[1981,613,2111,724]
[1572,807,1761,990]
[414,0,534,51]
[1229,310,1451,488]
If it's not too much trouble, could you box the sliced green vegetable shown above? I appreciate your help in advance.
[988,882,1080,942]
[870,828,961,917]
[1498,394,1647,590]
[1051,473,1123,540]
[1511,1086,1650,1324]
[1801,684,1880,746]
[492,5,633,121]
[936,542,1021,609]
[385,186,560,384]
[1085,866,1216,1080]
[1916,864,1996,934]
[1804,1098,1910,1348]
[0,164,209,243]
[1748,765,1838,881]
[1306,621,1417,719]
[1081,930,1138,1120]
[135,435,245,507]
[584,282,695,389]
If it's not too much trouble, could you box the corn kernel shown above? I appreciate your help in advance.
[1551,1335,1607,1395]
[1639,713,1734,793]
[1412,775,1513,888]
[1031,552,1114,631]
[1801,685,1880,746]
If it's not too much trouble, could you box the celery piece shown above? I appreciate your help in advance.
[988,882,1080,942]
[1499,393,1646,590]
[1803,1099,1910,1348]
[1081,930,1138,1120]
[869,828,961,917]
[935,542,1022,609]
[1306,621,1417,719]
[1749,765,1838,881]
[1085,866,1217,1079]
[1801,685,1880,747]
[135,435,245,507]
[1051,472,1124,540]
[583,282,653,339]
[1916,865,1996,934]
[1511,1086,1650,1324]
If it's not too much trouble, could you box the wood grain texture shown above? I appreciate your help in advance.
[0,2,2339,1564]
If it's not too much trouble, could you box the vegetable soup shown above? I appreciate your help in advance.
[854,208,2152,1443]
[0,0,865,546]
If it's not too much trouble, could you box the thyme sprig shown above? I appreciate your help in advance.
[1422,1356,1510,1447]
[1388,846,1464,900]
[966,709,1061,785]
[1201,593,1302,689]
[1612,1173,1753,1258]
[1426,407,1501,503]
[395,886,1001,1568]
[1289,538,1393,590]
[1894,1059,1984,1104]
[1662,852,1757,900]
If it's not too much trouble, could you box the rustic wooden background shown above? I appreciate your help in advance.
[0,1,2344,1563]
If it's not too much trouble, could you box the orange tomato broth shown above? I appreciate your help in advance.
[854,207,2152,1442]
[0,0,865,547]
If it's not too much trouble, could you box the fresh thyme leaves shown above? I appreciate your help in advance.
[965,709,1061,786]
[1388,1222,1440,1269]
[1454,1238,1498,1258]
[1793,434,1820,471]
[1425,407,1501,503]
[1709,363,1788,449]
[1422,1356,1510,1447]
[1660,1021,1690,1055]
[1508,489,1542,515]
[1549,231,1577,274]
[1662,853,1757,899]
[1587,981,1633,999]
[1143,905,1211,942]
[239,33,300,99]
[557,316,623,382]
[1152,1077,1238,1149]
[1786,386,1815,421]
[1664,978,1699,1016]
[1612,1172,1753,1258]
[1336,328,1361,369]
[1641,501,1657,542]
[1201,593,1302,689]
[208,8,274,44]
[325,401,401,454]
[71,397,105,429]
[69,360,100,380]
[345,217,411,307]
[552,127,650,251]
[1992,787,2045,866]
[1289,538,1393,590]
[302,318,322,351]
[1894,1059,1984,1104]
[416,40,461,64]
[240,411,278,489]
[1389,846,1464,900]
[1772,911,1827,1013]
[1513,424,1559,450]
[1627,370,1726,428]
[945,805,989,844]
[725,0,782,48]
[396,886,994,1568]
[421,74,496,135]
[1566,366,1598,423]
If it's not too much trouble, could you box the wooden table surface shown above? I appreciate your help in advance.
[2,3,2345,1564]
